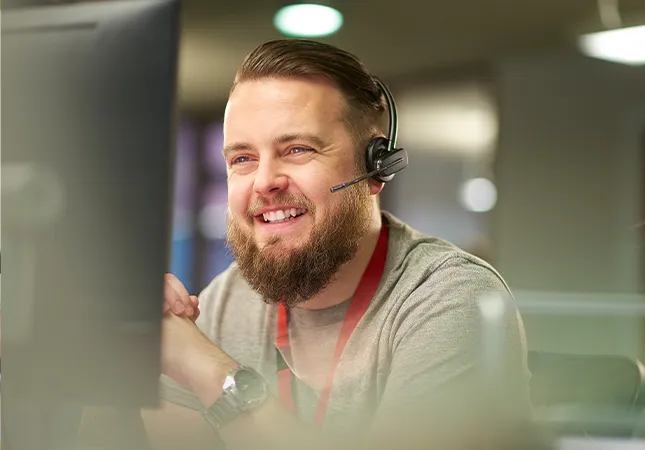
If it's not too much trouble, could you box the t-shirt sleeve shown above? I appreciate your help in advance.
[366,256,532,445]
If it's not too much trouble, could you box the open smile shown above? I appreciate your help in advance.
[253,207,309,231]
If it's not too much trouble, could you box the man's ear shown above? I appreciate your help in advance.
[368,179,384,195]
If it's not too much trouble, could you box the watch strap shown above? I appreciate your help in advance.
[201,366,268,430]
[202,391,239,429]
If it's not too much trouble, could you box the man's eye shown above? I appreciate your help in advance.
[290,147,313,155]
[231,155,250,165]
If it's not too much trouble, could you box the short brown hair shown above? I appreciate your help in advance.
[231,39,387,161]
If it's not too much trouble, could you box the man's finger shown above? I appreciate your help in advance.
[163,280,181,314]
[164,273,192,316]
[165,273,190,300]
[173,299,186,315]
[189,296,200,321]
[164,281,190,317]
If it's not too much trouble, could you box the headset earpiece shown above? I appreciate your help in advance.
[330,77,409,193]
[367,77,408,184]
[366,137,394,183]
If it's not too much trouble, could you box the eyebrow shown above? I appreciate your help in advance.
[222,142,252,159]
[222,132,330,158]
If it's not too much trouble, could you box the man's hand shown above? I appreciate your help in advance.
[163,273,200,321]
[160,274,238,402]
[153,276,324,450]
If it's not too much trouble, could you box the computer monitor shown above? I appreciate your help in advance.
[2,0,179,414]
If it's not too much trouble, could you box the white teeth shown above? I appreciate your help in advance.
[261,208,307,223]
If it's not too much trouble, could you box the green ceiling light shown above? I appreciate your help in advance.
[273,4,343,38]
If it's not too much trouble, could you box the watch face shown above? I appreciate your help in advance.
[233,368,266,405]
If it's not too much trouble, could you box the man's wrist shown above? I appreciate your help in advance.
[184,345,240,408]
[202,365,269,430]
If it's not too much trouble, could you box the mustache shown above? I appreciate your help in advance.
[247,193,316,217]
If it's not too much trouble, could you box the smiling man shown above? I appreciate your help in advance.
[143,39,533,450]
[224,74,378,308]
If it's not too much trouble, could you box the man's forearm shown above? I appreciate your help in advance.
[181,339,238,407]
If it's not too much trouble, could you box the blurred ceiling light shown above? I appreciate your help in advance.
[198,203,228,240]
[397,84,498,157]
[274,4,343,38]
[578,0,645,66]
[579,25,645,66]
[459,178,497,213]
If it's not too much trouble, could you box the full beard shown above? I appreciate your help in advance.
[226,185,372,307]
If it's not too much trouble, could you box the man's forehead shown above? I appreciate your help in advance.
[224,83,348,144]
[226,78,346,119]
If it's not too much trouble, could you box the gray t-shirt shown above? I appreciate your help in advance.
[161,211,532,440]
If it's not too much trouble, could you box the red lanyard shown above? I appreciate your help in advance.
[275,226,389,427]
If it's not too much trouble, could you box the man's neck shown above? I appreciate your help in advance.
[295,207,383,311]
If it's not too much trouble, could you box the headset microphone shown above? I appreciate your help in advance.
[330,155,406,193]
[330,77,408,193]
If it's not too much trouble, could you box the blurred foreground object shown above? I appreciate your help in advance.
[2,0,180,448]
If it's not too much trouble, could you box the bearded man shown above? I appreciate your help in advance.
[141,39,533,450]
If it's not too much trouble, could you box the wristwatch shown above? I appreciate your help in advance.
[202,365,268,429]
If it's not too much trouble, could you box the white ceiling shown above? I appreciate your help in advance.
[176,0,645,112]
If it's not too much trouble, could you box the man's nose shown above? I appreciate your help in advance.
[253,158,288,196]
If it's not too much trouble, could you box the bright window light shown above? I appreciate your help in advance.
[459,178,497,213]
[578,25,645,66]
[274,4,343,38]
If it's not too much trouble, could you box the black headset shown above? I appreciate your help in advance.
[330,76,409,193]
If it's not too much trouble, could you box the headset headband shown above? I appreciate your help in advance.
[372,76,398,151]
